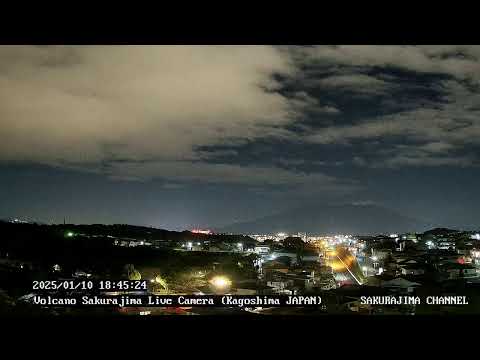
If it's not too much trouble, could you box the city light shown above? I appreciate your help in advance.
[372,256,378,261]
[191,229,212,235]
[66,232,74,237]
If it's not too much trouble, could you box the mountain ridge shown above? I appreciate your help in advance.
[218,203,432,235]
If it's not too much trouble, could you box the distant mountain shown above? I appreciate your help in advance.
[219,203,431,235]
[0,221,255,245]
[422,227,460,236]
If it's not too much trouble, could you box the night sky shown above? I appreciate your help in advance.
[1,46,480,230]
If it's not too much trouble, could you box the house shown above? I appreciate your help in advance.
[400,264,426,276]
[437,238,456,250]
[234,280,274,295]
[439,263,479,279]
[264,271,295,294]
[371,249,392,261]
[381,278,421,294]
[266,279,295,295]
[269,250,319,265]
[263,260,290,277]
[254,245,271,255]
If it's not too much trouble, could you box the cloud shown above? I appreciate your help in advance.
[294,45,480,81]
[352,156,368,167]
[0,45,331,184]
[352,200,376,206]
[316,74,392,94]
[306,75,480,168]
[382,154,474,168]
[418,142,454,153]
[101,160,348,188]
[0,46,297,162]
[309,79,480,142]
[3,45,480,186]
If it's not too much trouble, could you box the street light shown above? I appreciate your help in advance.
[210,275,232,290]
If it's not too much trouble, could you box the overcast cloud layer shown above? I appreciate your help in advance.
[2,45,480,210]
[1,46,312,184]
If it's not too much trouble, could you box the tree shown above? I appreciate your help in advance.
[154,274,169,291]
[283,237,306,265]
[124,264,141,280]
[283,236,304,250]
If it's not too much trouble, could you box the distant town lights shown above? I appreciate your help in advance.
[191,229,212,235]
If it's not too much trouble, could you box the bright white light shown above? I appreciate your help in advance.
[378,267,384,275]
[277,233,286,237]
[237,243,243,247]
[187,242,192,248]
[372,256,378,261]
[197,242,201,246]
[362,266,368,272]
[210,276,232,289]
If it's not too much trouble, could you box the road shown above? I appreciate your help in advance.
[328,246,365,285]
